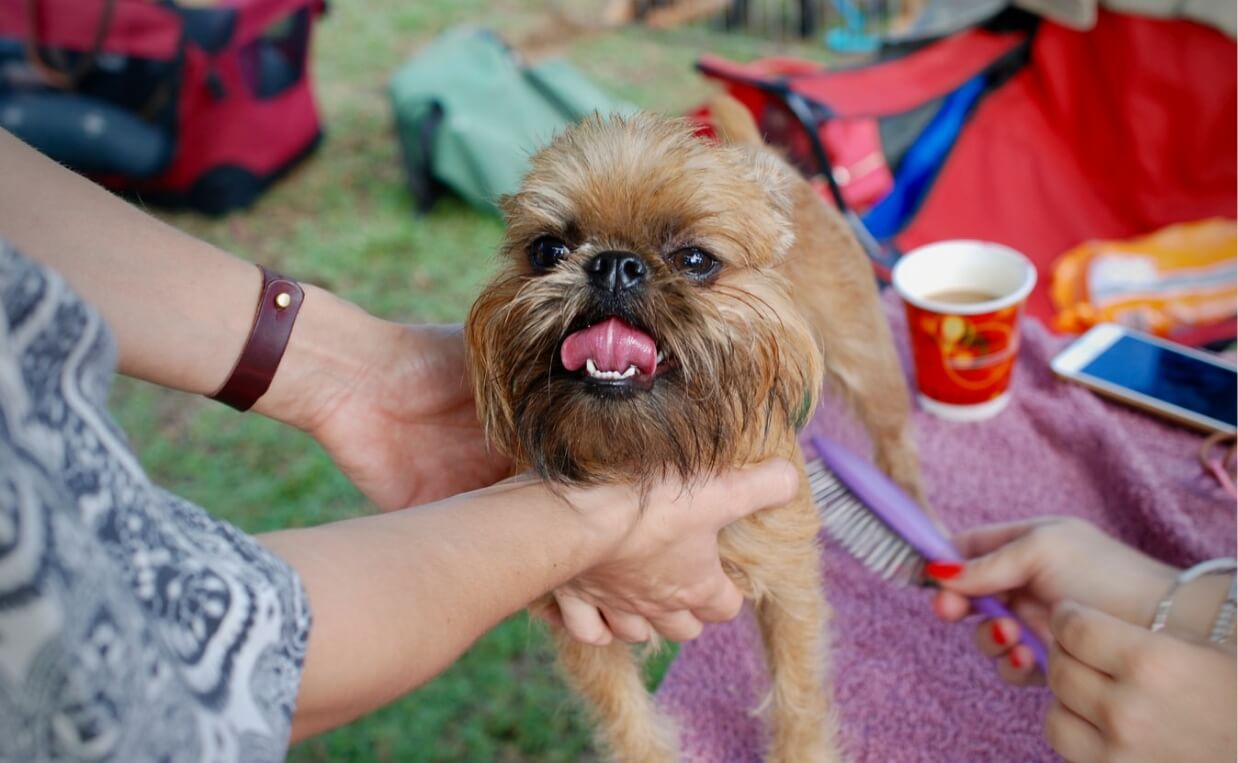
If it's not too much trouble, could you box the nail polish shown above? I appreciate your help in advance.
[924,561,964,580]
[1008,649,1024,669]
[991,621,1008,646]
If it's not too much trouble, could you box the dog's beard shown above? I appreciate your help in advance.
[468,261,816,486]
[465,112,823,487]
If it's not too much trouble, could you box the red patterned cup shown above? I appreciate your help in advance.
[892,241,1037,422]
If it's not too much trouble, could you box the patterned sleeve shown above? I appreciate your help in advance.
[0,242,312,763]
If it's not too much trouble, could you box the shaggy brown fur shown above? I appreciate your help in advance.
[465,95,924,762]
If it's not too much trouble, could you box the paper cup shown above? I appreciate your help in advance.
[892,241,1037,422]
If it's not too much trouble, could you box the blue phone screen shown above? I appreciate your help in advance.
[1082,336,1237,426]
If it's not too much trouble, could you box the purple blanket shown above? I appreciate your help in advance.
[656,293,1237,762]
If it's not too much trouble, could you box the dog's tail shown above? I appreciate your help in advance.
[707,92,764,148]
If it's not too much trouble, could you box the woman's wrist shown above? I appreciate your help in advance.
[250,282,392,433]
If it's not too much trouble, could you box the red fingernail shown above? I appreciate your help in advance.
[991,621,1008,646]
[924,561,964,580]
[1008,649,1024,669]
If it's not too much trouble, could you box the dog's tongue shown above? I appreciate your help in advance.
[561,318,658,376]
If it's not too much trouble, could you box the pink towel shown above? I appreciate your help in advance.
[656,292,1237,762]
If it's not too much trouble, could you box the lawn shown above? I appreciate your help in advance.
[111,2,833,759]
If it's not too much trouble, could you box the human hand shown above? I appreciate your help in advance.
[1043,600,1236,763]
[284,320,510,511]
[927,518,1175,684]
[543,458,799,645]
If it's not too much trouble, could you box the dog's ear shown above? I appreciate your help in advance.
[743,149,796,217]
[732,148,796,263]
[707,93,797,250]
[707,92,762,147]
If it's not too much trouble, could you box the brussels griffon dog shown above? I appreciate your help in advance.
[465,95,925,762]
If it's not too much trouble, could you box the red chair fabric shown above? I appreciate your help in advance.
[895,10,1237,325]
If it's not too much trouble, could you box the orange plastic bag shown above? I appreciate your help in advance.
[1051,219,1237,340]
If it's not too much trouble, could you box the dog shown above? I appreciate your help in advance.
[465,94,925,762]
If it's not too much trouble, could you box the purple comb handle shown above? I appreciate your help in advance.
[810,433,1049,672]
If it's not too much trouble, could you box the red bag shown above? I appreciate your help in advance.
[0,0,325,215]
[694,10,1237,332]
[693,16,1033,279]
[893,10,1238,330]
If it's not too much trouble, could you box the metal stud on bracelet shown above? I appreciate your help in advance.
[210,265,305,411]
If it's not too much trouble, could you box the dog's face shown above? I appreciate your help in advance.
[466,113,823,485]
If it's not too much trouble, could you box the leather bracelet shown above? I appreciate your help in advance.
[210,265,305,411]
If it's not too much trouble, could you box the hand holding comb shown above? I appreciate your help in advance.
[807,432,1049,671]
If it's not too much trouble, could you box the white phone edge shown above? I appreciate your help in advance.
[1050,322,1237,436]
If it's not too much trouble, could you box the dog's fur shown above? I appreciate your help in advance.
[465,95,924,762]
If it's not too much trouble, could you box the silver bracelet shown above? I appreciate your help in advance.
[1149,557,1238,639]
[1209,572,1237,644]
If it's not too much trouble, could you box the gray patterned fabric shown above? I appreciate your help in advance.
[0,242,311,762]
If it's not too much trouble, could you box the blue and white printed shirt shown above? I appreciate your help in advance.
[0,243,311,763]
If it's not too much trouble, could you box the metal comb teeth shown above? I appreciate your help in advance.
[807,459,925,587]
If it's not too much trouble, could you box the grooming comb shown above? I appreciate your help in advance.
[806,432,1049,671]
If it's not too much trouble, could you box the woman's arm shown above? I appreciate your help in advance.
[0,129,510,507]
[261,459,798,741]
[0,127,369,432]
[0,128,371,428]
[0,131,803,738]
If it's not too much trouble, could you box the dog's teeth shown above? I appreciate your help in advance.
[656,351,665,364]
[582,357,642,381]
[583,358,643,381]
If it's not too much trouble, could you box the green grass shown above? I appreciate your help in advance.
[111,2,828,759]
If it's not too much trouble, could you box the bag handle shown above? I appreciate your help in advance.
[24,0,118,89]
[781,90,899,280]
[395,101,447,214]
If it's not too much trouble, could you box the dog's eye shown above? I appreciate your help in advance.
[669,247,720,280]
[529,237,571,271]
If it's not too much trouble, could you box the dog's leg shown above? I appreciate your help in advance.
[554,630,678,763]
[726,482,845,763]
[819,321,927,508]
[752,538,845,763]
[772,175,928,507]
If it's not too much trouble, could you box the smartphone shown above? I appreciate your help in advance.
[1050,323,1237,435]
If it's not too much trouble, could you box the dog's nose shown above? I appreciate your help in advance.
[587,251,647,292]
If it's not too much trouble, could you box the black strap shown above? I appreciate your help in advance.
[781,90,898,274]
[397,100,445,214]
[24,0,118,89]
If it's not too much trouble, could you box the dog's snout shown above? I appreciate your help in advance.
[587,251,646,293]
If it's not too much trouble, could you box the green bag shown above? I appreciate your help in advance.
[389,27,636,215]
